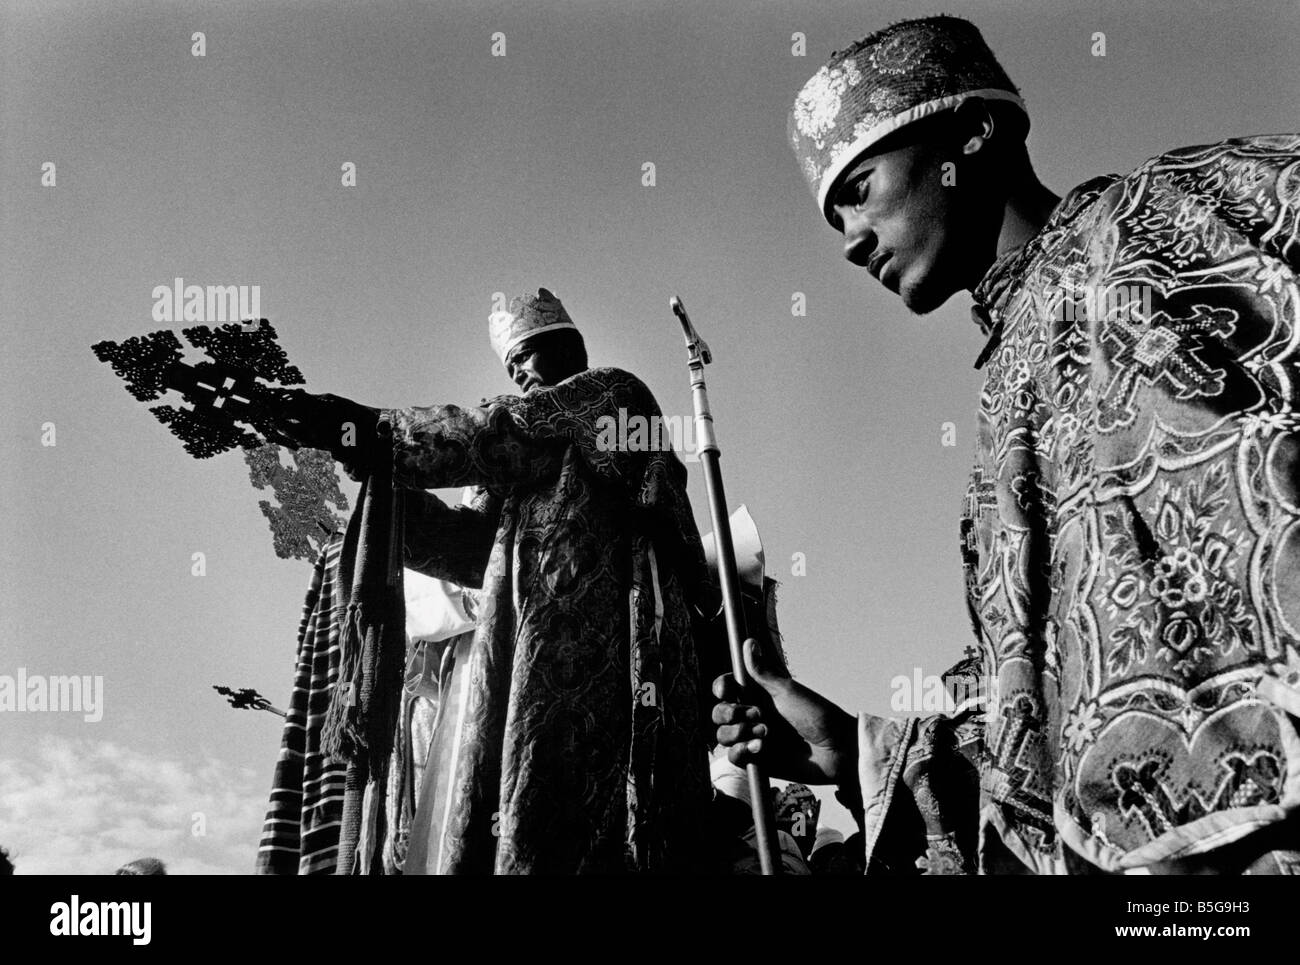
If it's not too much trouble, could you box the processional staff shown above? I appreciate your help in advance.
[671,295,782,876]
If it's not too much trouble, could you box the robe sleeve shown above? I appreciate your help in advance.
[857,710,984,874]
[380,367,672,494]
[381,401,565,491]
[401,488,499,589]
[857,713,916,871]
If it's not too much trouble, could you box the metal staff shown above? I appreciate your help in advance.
[671,295,782,875]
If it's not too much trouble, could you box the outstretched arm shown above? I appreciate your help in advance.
[382,402,564,490]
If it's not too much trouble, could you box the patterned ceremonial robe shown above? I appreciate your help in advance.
[861,135,1300,874]
[381,366,713,873]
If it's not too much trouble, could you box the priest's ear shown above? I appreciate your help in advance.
[952,98,997,159]
[953,98,1029,166]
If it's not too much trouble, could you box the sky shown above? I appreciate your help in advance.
[2,0,1297,873]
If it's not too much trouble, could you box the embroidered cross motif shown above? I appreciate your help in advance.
[1130,327,1178,366]
[988,694,1052,822]
[960,467,998,570]
[963,466,999,520]
[1096,305,1239,433]
[1113,758,1176,837]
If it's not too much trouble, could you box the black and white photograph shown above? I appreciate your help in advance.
[1,0,1297,939]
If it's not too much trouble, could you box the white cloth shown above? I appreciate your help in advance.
[403,569,474,644]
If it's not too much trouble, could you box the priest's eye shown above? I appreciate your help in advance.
[851,177,870,208]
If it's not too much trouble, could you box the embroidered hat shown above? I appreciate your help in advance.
[789,15,1026,225]
[488,288,579,365]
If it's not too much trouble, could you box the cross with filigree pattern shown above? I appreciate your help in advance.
[93,320,348,560]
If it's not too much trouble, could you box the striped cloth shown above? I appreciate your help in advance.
[255,534,348,875]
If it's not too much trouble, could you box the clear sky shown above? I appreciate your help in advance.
[2,0,1297,873]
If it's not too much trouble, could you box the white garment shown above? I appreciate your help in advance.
[404,569,474,644]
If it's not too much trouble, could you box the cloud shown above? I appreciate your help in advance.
[0,735,267,875]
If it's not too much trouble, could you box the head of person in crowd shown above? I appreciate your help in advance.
[115,856,167,875]
[489,288,588,392]
[788,15,1056,315]
[808,826,845,873]
[0,846,13,875]
[773,783,821,859]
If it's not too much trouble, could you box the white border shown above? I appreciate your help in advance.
[496,320,579,363]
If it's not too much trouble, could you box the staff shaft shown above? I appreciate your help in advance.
[673,295,782,876]
[698,450,782,875]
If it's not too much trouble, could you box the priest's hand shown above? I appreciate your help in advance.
[712,638,857,787]
[262,389,380,465]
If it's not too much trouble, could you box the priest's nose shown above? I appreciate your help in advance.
[841,214,878,267]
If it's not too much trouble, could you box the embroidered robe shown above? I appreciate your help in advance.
[861,135,1300,874]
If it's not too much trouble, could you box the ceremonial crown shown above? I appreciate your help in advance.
[789,15,1026,225]
[488,288,579,365]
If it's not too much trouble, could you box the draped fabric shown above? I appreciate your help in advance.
[318,435,408,876]
[254,535,477,875]
[398,631,476,874]
[383,366,713,873]
[363,630,475,874]
[861,135,1300,874]
[256,535,348,875]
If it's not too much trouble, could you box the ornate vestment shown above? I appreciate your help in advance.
[383,366,713,873]
[862,135,1300,874]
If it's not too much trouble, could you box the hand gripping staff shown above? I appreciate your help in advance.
[671,295,782,875]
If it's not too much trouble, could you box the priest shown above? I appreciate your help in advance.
[268,289,715,873]
[717,16,1300,875]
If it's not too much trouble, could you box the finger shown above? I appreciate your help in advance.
[264,388,309,419]
[742,638,783,693]
[716,722,756,747]
[261,426,304,450]
[711,701,756,726]
[712,702,739,726]
[727,742,761,767]
[270,435,303,451]
[712,673,740,701]
[711,702,764,726]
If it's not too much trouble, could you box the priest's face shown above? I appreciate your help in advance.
[828,118,998,315]
[505,331,585,392]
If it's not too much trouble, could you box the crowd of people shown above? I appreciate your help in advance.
[0,848,167,876]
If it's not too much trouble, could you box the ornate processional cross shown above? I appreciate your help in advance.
[92,320,348,561]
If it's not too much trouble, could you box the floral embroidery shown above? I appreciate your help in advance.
[915,833,968,874]
[961,136,1300,864]
[1063,700,1104,754]
[1101,467,1258,678]
[790,61,862,148]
